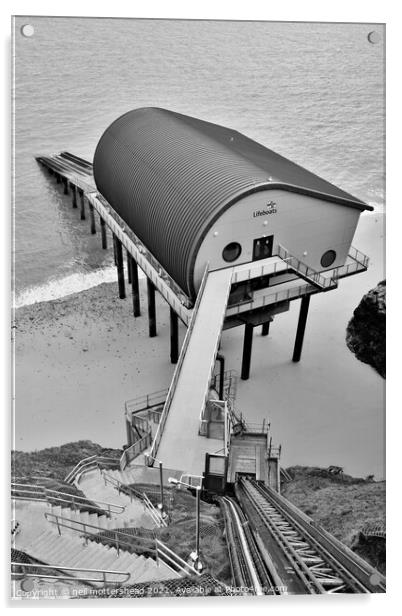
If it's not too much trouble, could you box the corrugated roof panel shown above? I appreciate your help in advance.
[93,107,371,297]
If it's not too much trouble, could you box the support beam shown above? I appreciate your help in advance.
[79,189,85,220]
[63,177,69,195]
[100,217,107,249]
[241,323,254,380]
[147,277,157,337]
[56,173,61,184]
[114,235,126,299]
[127,250,132,284]
[262,321,270,336]
[130,256,141,317]
[89,203,96,234]
[292,295,311,362]
[126,419,133,447]
[170,307,179,364]
[71,184,77,208]
[216,353,225,399]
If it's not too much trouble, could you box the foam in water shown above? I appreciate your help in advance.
[14,265,143,309]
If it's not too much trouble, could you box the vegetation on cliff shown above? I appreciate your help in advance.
[282,466,385,573]
[12,440,122,482]
[346,280,386,377]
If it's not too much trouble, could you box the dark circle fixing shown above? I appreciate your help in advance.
[222,242,242,263]
[320,249,336,268]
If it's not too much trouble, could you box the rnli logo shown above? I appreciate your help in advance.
[253,201,277,217]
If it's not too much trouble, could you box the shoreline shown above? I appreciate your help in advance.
[14,213,385,478]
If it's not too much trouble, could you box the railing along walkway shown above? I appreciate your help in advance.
[11,560,130,587]
[277,245,338,290]
[11,482,125,516]
[65,455,120,485]
[101,470,168,528]
[44,512,198,577]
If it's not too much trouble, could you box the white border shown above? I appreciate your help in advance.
[2,2,399,613]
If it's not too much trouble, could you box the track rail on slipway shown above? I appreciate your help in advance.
[235,478,385,594]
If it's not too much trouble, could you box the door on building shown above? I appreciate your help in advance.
[253,235,274,261]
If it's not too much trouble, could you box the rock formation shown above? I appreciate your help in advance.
[346,281,386,378]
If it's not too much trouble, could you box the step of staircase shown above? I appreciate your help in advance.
[76,469,157,530]
[20,525,178,585]
[48,505,113,536]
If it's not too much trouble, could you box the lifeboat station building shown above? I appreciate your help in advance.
[38,107,372,479]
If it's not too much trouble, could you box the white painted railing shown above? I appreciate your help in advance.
[102,470,168,528]
[44,511,198,576]
[277,245,338,290]
[65,455,120,485]
[11,561,131,587]
[86,192,192,323]
[11,482,125,516]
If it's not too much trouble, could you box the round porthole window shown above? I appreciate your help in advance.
[222,242,242,263]
[320,250,336,268]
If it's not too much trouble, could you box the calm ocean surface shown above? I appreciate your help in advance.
[13,18,385,307]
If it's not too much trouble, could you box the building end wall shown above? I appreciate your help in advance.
[193,189,361,291]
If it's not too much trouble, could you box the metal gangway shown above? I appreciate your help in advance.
[148,267,234,475]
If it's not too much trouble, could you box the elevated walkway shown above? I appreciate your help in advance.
[153,268,233,475]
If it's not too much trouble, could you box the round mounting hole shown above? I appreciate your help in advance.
[367,31,380,44]
[21,24,35,37]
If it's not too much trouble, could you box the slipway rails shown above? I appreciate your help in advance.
[234,478,385,594]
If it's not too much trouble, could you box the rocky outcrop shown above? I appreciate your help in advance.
[346,281,386,378]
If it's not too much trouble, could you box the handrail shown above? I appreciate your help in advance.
[102,471,167,528]
[102,471,145,501]
[120,429,152,471]
[178,474,204,489]
[65,455,120,485]
[224,402,230,456]
[331,246,370,279]
[11,482,125,516]
[125,388,169,417]
[349,245,369,267]
[226,282,317,315]
[11,561,131,586]
[241,421,270,434]
[197,273,232,432]
[147,263,210,466]
[142,493,168,528]
[277,245,338,290]
[87,191,193,324]
[231,255,291,284]
[45,511,157,555]
[155,540,200,577]
[44,511,193,576]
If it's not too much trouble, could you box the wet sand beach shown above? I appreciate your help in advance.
[13,214,385,478]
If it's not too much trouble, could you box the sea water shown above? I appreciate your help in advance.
[13,18,385,307]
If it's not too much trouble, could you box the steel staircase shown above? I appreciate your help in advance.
[277,245,338,291]
[76,469,158,530]
[23,525,176,586]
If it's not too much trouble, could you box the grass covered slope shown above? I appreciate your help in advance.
[281,466,385,573]
[12,440,122,482]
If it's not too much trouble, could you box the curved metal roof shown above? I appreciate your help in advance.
[93,107,371,297]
